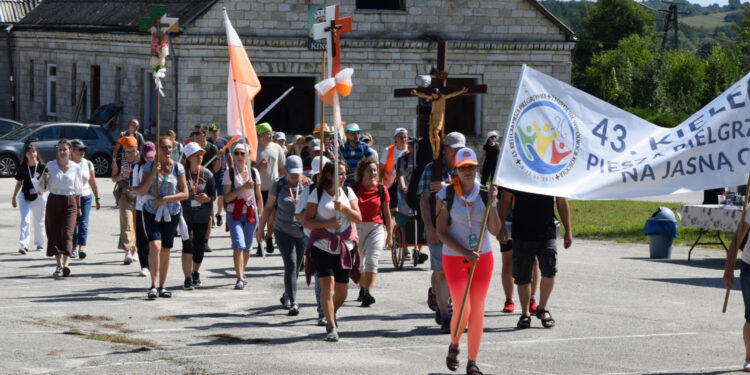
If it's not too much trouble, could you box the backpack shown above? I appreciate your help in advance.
[225,167,258,210]
[315,184,353,204]
[443,184,489,226]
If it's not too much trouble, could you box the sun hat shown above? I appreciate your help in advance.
[183,142,206,158]
[444,132,466,149]
[256,122,272,135]
[286,155,303,174]
[142,142,156,158]
[454,147,478,167]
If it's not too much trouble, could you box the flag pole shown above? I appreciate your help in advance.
[319,51,326,179]
[722,173,750,313]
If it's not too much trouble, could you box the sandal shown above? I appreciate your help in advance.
[158,288,172,298]
[288,302,299,316]
[147,287,158,300]
[517,314,531,329]
[446,344,460,372]
[535,308,555,328]
[280,295,291,309]
[466,362,483,375]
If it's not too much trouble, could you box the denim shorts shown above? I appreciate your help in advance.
[227,212,257,252]
[740,261,750,323]
[142,211,180,249]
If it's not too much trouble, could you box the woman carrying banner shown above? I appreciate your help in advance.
[137,136,188,299]
[12,142,47,254]
[41,139,83,278]
[436,148,500,375]
[223,143,263,290]
[303,158,362,342]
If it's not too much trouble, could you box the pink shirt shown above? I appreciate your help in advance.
[222,167,260,214]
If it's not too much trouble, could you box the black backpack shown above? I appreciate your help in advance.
[442,184,489,226]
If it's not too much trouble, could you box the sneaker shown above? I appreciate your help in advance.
[530,298,538,314]
[204,243,212,253]
[183,277,194,290]
[317,316,327,326]
[35,246,43,251]
[147,287,158,299]
[129,250,137,261]
[502,298,515,313]
[78,250,87,260]
[280,295,291,309]
[417,251,429,264]
[325,326,339,342]
[265,237,274,253]
[53,266,63,278]
[62,266,71,277]
[71,250,78,259]
[357,288,365,302]
[234,278,245,290]
[255,241,263,257]
[123,252,132,265]
[288,303,299,316]
[427,287,438,311]
[18,248,27,255]
[139,267,150,277]
[192,271,201,286]
[216,214,223,227]
[440,313,452,334]
[361,291,376,307]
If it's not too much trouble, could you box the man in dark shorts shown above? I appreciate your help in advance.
[208,123,232,227]
[498,189,572,329]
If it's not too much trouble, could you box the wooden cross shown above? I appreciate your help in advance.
[139,5,179,34]
[393,41,488,181]
[312,5,352,77]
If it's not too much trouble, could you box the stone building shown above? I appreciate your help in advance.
[9,0,575,151]
[0,0,40,119]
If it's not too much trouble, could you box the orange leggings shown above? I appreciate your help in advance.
[443,252,494,362]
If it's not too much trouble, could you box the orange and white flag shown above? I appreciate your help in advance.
[224,9,261,162]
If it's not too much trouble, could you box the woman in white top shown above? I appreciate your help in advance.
[70,139,100,260]
[12,142,47,254]
[303,158,362,342]
[131,141,156,277]
[41,139,83,279]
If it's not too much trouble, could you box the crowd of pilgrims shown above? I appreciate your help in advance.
[12,118,574,375]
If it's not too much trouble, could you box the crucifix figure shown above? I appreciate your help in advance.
[312,5,352,78]
[394,42,488,167]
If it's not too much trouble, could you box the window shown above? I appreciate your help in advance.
[64,125,89,140]
[444,78,481,136]
[45,64,57,117]
[91,65,101,116]
[34,126,62,141]
[356,0,404,10]
[254,76,316,136]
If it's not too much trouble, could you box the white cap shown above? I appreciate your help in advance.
[394,128,408,137]
[274,132,286,141]
[454,147,478,167]
[183,142,205,158]
[233,143,247,153]
[311,156,329,176]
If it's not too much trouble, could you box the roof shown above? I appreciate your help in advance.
[15,0,216,32]
[0,0,41,24]
[526,0,576,42]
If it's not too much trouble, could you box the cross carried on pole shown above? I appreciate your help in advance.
[312,5,352,78]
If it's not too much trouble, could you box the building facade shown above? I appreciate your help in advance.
[10,0,575,150]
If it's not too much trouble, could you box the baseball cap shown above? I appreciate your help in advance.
[183,142,206,158]
[313,123,330,134]
[444,132,466,149]
[394,128,408,137]
[311,155,329,176]
[274,132,286,141]
[311,138,321,151]
[233,143,248,153]
[359,134,371,143]
[118,136,138,148]
[487,130,499,139]
[70,139,87,150]
[256,122,272,135]
[285,155,303,174]
[142,142,156,158]
[454,148,478,167]
[345,123,361,133]
[209,123,219,132]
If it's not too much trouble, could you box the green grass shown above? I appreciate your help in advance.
[568,200,731,249]
[681,10,742,29]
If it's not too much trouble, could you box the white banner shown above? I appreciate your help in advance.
[494,65,750,200]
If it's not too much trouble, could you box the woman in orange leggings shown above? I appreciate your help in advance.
[436,148,500,375]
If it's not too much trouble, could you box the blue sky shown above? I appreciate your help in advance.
[557,1,730,6]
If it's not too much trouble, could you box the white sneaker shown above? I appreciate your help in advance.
[139,267,150,277]
[124,252,133,265]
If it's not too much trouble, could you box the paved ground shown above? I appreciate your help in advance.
[0,178,747,374]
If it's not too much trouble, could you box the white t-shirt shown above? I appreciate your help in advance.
[45,160,83,196]
[132,163,146,211]
[740,216,750,265]
[308,186,357,254]
[79,159,94,197]
[380,146,408,187]
[256,142,286,191]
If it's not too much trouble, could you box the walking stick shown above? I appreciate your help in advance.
[722,173,750,313]
[453,197,494,338]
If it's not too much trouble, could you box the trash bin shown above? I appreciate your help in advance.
[643,206,678,259]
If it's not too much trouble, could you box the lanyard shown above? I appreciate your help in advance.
[28,164,37,180]
[460,196,476,233]
[189,167,201,197]
[288,183,299,207]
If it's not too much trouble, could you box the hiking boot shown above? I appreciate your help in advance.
[265,237,274,253]
[215,214,223,227]
[502,298,515,313]
[427,287,438,311]
[192,271,201,286]
[183,277,194,290]
[529,298,538,314]
[361,292,376,307]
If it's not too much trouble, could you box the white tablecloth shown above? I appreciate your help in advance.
[677,205,743,232]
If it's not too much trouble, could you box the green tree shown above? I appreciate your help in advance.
[701,45,744,106]
[655,51,705,114]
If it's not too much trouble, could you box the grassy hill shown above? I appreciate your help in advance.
[680,10,744,29]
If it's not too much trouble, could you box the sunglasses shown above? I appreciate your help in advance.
[234,151,246,156]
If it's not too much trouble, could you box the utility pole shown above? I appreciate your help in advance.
[660,1,688,50]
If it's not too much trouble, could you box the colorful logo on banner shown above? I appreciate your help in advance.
[510,93,580,181]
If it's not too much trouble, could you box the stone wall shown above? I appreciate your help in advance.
[0,31,11,118]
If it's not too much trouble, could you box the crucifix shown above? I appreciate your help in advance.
[394,41,488,180]
[312,5,352,78]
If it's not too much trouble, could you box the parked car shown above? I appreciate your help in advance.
[0,118,23,137]
[88,102,123,131]
[0,122,116,177]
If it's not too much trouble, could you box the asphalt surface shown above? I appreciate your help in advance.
[0,178,746,374]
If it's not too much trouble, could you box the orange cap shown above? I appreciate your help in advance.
[118,136,138,148]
